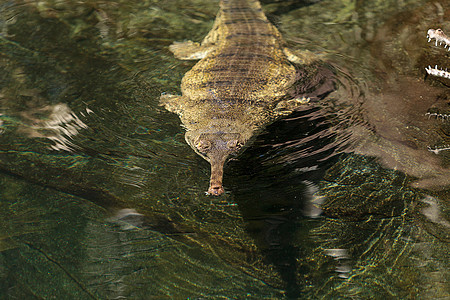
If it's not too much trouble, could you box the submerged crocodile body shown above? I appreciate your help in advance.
[426,28,450,80]
[161,0,328,195]
[425,27,450,154]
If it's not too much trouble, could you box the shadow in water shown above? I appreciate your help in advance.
[261,0,325,16]
[229,105,342,297]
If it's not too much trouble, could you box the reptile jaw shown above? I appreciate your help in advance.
[207,155,226,196]
[208,183,225,196]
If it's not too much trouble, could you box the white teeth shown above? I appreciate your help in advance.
[426,28,449,79]
[425,65,450,79]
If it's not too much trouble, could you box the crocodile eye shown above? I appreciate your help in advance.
[195,140,211,153]
[227,140,242,150]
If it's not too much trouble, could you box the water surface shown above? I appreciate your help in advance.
[0,0,449,298]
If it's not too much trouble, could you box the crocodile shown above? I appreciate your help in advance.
[425,27,450,154]
[161,0,330,195]
[426,28,450,80]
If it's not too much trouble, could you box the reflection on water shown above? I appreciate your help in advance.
[324,248,350,279]
[421,196,450,229]
[18,103,90,151]
[0,0,449,298]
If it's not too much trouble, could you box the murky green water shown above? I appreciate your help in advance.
[0,0,449,298]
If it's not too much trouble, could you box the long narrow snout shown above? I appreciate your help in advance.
[207,155,226,196]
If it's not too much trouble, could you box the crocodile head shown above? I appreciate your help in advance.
[186,130,247,196]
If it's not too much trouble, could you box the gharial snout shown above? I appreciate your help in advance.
[187,131,245,196]
[208,183,225,196]
[207,156,226,196]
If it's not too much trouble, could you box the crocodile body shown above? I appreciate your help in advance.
[161,0,322,195]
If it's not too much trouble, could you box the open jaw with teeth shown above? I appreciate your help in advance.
[426,28,450,79]
[425,27,450,155]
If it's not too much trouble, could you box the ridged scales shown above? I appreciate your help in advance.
[183,0,295,106]
[161,0,320,195]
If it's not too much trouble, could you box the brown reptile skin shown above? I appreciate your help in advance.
[161,0,320,195]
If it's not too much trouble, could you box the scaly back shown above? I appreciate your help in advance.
[181,0,296,108]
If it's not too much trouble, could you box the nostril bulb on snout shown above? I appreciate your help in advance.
[208,184,224,195]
